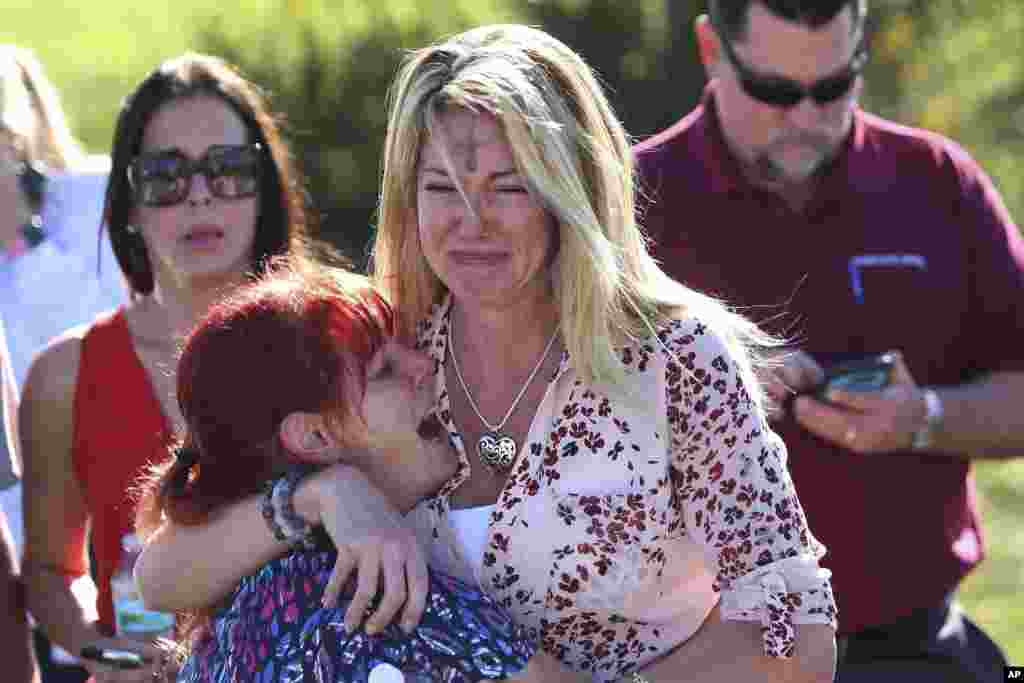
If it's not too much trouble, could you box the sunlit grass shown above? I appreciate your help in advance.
[961,460,1024,664]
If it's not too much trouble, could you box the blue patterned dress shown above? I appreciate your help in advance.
[178,549,537,683]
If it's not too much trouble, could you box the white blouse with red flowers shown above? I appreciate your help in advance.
[406,298,837,682]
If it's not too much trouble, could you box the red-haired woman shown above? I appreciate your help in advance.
[134,259,543,682]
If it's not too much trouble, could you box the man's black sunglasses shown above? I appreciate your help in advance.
[128,143,263,207]
[717,31,868,109]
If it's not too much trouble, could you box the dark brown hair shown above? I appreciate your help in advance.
[709,0,867,43]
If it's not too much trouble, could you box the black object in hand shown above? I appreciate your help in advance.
[79,645,147,670]
[784,353,896,416]
[814,353,896,399]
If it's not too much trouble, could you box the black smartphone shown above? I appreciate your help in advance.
[80,645,147,670]
[814,353,896,400]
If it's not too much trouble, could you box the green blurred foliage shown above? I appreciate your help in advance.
[864,0,1024,220]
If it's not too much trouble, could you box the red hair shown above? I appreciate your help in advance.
[135,255,392,545]
[134,257,392,646]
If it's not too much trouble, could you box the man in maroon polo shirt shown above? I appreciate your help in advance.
[636,1,1024,681]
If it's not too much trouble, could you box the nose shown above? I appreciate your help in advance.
[187,171,214,206]
[785,97,825,130]
[454,190,487,236]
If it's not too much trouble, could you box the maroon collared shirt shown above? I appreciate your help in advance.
[635,90,1024,634]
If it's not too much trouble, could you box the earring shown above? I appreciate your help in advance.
[124,224,138,234]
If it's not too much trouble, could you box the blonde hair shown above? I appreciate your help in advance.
[372,24,776,403]
[0,45,85,170]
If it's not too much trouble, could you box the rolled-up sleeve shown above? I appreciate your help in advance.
[665,319,837,657]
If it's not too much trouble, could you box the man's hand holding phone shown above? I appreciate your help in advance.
[769,350,931,453]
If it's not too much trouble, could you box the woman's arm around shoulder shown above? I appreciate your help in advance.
[135,490,294,612]
[135,462,429,626]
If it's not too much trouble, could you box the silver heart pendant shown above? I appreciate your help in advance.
[477,431,518,470]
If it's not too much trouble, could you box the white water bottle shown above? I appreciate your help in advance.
[110,533,174,640]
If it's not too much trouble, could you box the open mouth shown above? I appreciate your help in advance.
[183,225,225,245]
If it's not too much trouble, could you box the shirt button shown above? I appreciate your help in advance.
[369,662,405,683]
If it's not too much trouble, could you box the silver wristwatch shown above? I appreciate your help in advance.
[911,388,943,450]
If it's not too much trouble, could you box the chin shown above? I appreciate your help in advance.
[770,156,825,184]
[180,250,255,279]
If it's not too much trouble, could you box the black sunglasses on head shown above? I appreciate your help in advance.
[128,143,263,207]
[717,31,868,108]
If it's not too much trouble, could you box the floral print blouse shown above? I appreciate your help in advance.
[405,298,837,682]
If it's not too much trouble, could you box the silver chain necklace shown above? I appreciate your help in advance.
[448,315,559,472]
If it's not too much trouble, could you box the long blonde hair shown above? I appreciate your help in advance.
[372,24,776,404]
[0,45,85,170]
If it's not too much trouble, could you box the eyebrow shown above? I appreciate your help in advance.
[421,166,521,180]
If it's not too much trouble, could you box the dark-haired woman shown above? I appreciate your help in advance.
[19,53,312,683]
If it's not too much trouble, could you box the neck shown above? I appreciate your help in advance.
[450,295,560,365]
[742,168,817,213]
[148,269,249,337]
[721,131,821,213]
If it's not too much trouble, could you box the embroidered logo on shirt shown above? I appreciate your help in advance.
[848,254,927,304]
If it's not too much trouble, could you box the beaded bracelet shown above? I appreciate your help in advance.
[260,467,317,550]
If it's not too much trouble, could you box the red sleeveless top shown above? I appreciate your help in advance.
[70,309,173,634]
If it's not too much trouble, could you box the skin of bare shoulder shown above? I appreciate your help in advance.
[21,324,88,425]
[18,323,98,646]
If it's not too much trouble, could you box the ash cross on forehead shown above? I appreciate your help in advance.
[451,117,479,172]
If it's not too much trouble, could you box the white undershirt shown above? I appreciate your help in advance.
[447,504,495,584]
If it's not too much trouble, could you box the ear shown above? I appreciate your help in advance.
[279,412,337,464]
[695,15,723,76]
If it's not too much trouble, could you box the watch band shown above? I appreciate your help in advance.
[911,388,943,450]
